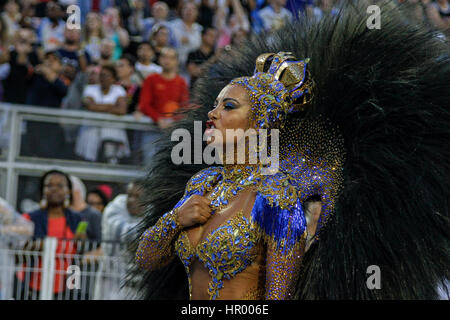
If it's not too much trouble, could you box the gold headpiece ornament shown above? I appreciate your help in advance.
[229,52,314,129]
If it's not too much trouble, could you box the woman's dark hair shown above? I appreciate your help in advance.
[120,53,137,68]
[151,24,168,38]
[39,169,73,202]
[87,189,109,207]
[101,63,118,81]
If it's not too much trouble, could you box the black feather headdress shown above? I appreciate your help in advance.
[128,1,450,300]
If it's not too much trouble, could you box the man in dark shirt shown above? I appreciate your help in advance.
[56,27,90,72]
[22,51,68,159]
[186,27,218,89]
[25,51,68,107]
[3,28,41,104]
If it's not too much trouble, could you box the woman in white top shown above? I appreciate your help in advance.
[75,64,131,163]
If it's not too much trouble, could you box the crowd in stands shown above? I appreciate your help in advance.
[0,0,448,164]
[0,169,144,299]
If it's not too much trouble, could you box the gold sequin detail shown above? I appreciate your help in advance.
[136,208,182,270]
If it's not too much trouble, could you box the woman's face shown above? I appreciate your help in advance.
[206,84,252,147]
[43,174,69,207]
[154,27,169,46]
[5,1,19,15]
[87,193,104,213]
[99,68,115,88]
[86,13,101,32]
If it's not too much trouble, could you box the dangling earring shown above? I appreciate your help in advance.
[39,198,48,209]
[64,195,70,208]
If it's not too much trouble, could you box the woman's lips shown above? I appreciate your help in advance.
[205,120,216,136]
[205,120,217,143]
[206,120,215,129]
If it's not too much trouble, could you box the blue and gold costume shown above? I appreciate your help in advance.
[136,53,345,300]
[133,4,450,300]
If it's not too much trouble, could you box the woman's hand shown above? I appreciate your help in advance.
[176,195,212,228]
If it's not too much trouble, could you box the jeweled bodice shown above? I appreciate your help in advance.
[175,210,262,300]
[174,165,263,299]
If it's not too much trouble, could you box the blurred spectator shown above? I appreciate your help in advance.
[215,0,250,49]
[137,47,189,128]
[99,38,116,65]
[87,185,111,214]
[62,63,100,110]
[256,0,293,32]
[0,16,10,59]
[81,64,128,115]
[313,0,339,21]
[186,26,218,89]
[23,170,82,239]
[427,0,450,30]
[230,27,249,47]
[0,197,34,238]
[82,12,105,63]
[127,0,147,40]
[150,24,171,63]
[116,54,141,114]
[142,1,171,42]
[26,51,67,107]
[57,27,90,72]
[0,196,33,300]
[37,1,65,52]
[3,28,41,104]
[103,7,130,61]
[1,0,21,39]
[101,179,145,246]
[75,63,130,163]
[133,41,162,85]
[0,16,10,102]
[170,1,202,74]
[19,170,84,298]
[60,63,100,157]
[197,0,218,28]
[287,0,314,19]
[18,0,40,30]
[398,0,429,25]
[137,47,189,163]
[99,179,144,299]
[78,0,115,24]
[70,175,102,243]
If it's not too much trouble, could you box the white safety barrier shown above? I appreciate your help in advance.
[0,236,136,300]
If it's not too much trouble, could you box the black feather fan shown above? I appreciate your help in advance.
[128,1,450,300]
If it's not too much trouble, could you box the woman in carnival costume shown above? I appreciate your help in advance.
[132,1,450,300]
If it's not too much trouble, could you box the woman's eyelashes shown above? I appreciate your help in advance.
[211,100,238,110]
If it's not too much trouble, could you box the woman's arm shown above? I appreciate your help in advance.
[263,199,322,299]
[251,187,308,300]
[265,235,305,299]
[135,167,219,271]
[135,192,213,271]
[135,208,183,270]
[83,96,127,115]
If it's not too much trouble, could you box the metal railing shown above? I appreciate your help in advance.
[0,102,158,209]
[0,236,136,300]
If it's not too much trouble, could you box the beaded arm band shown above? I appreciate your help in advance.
[265,231,307,299]
[135,208,183,271]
